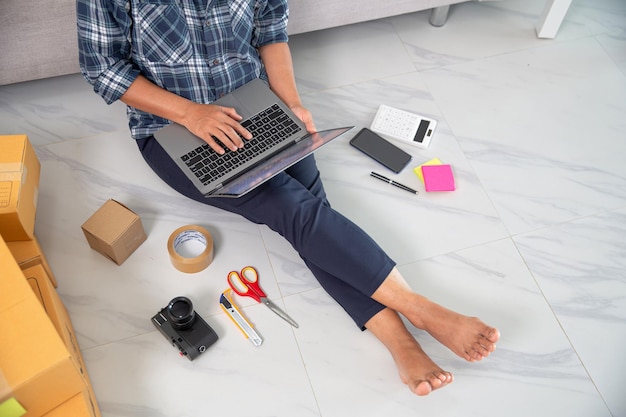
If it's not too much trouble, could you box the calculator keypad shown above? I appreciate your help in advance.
[371,105,420,142]
[370,104,435,148]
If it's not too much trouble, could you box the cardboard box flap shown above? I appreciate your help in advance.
[0,135,41,241]
[0,242,32,308]
[82,200,139,244]
[7,236,58,287]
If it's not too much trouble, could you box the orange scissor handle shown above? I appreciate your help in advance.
[227,266,266,303]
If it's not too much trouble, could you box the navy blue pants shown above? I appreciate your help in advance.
[137,136,395,329]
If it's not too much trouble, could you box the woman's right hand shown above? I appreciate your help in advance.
[182,102,252,154]
[119,75,251,154]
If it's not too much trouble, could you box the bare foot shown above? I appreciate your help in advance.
[413,299,500,362]
[366,308,454,396]
[370,268,500,362]
[392,338,454,396]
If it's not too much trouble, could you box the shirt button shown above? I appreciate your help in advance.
[212,59,220,65]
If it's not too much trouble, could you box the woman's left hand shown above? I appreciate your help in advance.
[290,105,317,133]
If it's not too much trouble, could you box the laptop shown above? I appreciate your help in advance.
[154,78,353,198]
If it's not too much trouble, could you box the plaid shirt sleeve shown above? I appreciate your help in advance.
[252,0,289,48]
[77,0,140,105]
[76,0,289,139]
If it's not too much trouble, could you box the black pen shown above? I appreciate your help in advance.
[370,172,418,195]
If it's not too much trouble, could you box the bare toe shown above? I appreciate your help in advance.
[410,372,453,396]
[413,380,433,396]
[476,328,500,358]
[486,328,501,346]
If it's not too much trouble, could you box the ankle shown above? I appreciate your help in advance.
[406,294,438,331]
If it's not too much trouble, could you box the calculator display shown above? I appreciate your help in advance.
[414,120,431,143]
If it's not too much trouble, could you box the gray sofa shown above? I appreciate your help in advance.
[287,0,458,35]
[0,0,464,86]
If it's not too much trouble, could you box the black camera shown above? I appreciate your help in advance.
[151,296,218,360]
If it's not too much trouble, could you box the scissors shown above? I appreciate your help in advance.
[227,266,299,328]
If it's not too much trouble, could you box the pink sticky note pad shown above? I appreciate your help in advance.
[421,164,455,191]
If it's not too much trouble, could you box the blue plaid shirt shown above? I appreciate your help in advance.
[77,0,289,139]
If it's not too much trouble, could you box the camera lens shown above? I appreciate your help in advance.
[166,296,196,330]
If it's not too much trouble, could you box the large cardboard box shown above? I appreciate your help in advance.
[7,236,58,287]
[0,135,41,241]
[23,264,89,381]
[81,199,147,265]
[0,237,85,417]
[23,266,102,417]
[41,389,99,417]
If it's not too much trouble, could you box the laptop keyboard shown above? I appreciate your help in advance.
[180,104,302,186]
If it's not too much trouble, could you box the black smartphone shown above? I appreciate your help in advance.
[349,128,412,173]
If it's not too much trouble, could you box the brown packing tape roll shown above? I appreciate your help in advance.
[167,225,214,273]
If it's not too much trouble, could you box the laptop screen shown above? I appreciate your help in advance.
[206,126,353,197]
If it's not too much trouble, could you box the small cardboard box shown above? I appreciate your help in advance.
[7,236,58,287]
[81,199,147,265]
[0,135,41,241]
[0,237,85,417]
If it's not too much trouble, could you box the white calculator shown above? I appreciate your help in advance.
[371,104,437,149]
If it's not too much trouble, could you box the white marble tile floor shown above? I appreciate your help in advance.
[1,0,625,416]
